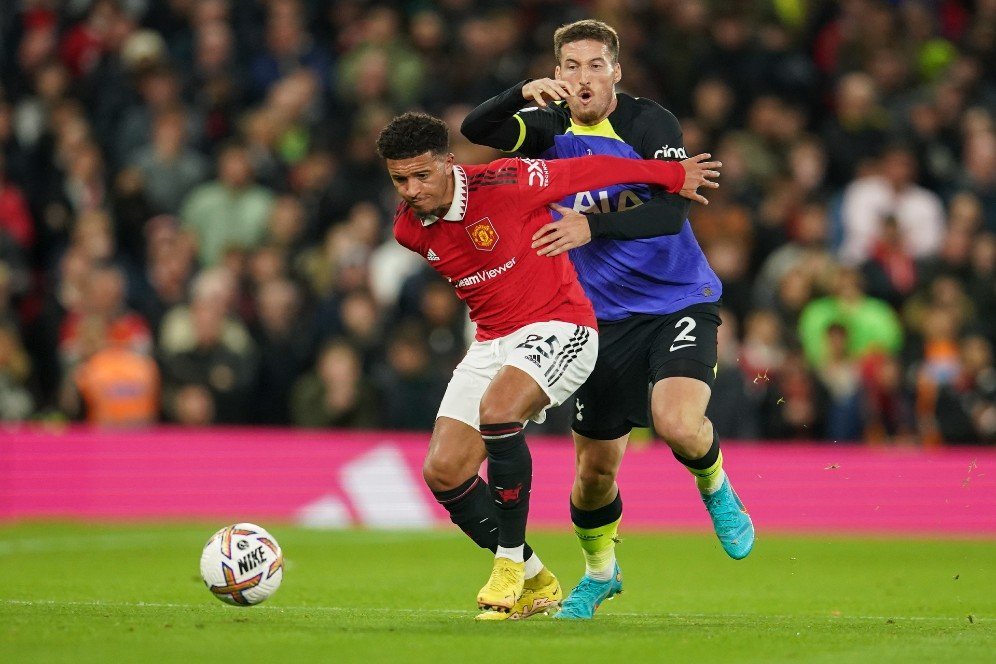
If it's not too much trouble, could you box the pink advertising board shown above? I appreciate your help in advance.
[1,427,993,536]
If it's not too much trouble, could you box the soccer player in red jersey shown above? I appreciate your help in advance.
[377,112,720,620]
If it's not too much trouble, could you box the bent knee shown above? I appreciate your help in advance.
[478,401,523,426]
[423,454,476,492]
[652,409,701,448]
[577,464,617,492]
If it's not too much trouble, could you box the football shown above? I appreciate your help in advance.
[199,523,283,606]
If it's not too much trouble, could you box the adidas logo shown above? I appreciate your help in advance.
[427,249,440,261]
[524,354,542,367]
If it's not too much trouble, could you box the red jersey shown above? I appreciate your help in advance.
[393,155,685,341]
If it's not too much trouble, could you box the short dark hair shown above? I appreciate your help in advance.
[554,19,620,64]
[376,112,449,160]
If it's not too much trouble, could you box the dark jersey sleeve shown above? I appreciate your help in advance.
[460,81,562,156]
[585,102,692,241]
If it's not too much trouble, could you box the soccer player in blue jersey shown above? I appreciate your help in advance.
[462,19,755,619]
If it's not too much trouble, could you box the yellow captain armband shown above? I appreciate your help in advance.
[504,115,527,153]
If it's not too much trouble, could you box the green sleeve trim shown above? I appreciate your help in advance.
[505,115,527,153]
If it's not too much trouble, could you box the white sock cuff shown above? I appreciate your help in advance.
[496,545,525,563]
[524,553,543,579]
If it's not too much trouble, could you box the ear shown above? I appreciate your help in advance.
[555,64,561,79]
[444,153,455,174]
[613,61,622,84]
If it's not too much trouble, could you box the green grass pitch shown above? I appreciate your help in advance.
[1,522,992,663]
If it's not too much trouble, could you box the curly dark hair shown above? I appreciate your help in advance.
[375,112,449,160]
[553,19,620,64]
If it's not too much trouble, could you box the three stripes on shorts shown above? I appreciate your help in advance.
[545,326,589,387]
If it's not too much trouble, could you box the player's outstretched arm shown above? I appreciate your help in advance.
[529,154,721,256]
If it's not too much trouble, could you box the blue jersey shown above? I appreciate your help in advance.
[511,95,722,322]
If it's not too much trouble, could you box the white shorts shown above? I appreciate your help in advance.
[437,321,598,430]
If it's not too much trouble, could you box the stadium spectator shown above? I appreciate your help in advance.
[58,0,121,78]
[133,214,195,335]
[185,18,245,143]
[0,320,34,420]
[126,105,209,216]
[820,72,889,188]
[158,266,251,357]
[944,334,996,445]
[337,24,423,113]
[405,278,467,374]
[752,201,835,316]
[861,351,916,445]
[159,272,257,425]
[249,0,331,101]
[957,128,996,232]
[58,262,151,370]
[706,308,761,440]
[761,345,827,440]
[113,64,193,168]
[371,322,444,432]
[60,314,159,427]
[814,323,864,441]
[249,277,313,425]
[798,266,904,368]
[967,233,996,347]
[0,154,35,254]
[912,305,966,446]
[859,215,919,309]
[290,338,378,429]
[264,194,306,256]
[180,141,275,267]
[839,143,945,266]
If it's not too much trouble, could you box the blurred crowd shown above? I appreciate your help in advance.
[0,0,993,445]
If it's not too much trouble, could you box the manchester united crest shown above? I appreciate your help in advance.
[466,217,499,251]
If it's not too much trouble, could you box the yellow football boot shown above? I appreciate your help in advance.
[474,557,525,620]
[508,567,563,620]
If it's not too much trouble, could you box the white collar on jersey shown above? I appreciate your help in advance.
[420,164,467,226]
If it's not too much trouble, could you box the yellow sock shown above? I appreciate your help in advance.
[574,517,620,581]
[689,450,725,494]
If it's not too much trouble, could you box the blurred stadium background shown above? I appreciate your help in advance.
[0,0,992,443]
[1,1,994,659]
[0,0,994,527]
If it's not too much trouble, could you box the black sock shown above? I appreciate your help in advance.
[432,475,534,559]
[673,429,721,470]
[570,490,623,529]
[480,421,531,549]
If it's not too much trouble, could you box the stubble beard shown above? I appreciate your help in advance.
[570,99,609,126]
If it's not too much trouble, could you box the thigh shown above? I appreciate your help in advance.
[650,376,712,425]
[648,303,721,388]
[437,341,500,431]
[502,321,599,424]
[572,316,662,438]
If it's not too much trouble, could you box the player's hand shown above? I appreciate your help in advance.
[677,153,722,205]
[532,203,592,257]
[522,78,579,107]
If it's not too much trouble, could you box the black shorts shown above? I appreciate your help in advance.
[572,302,720,440]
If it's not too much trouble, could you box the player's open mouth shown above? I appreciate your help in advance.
[579,90,593,103]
